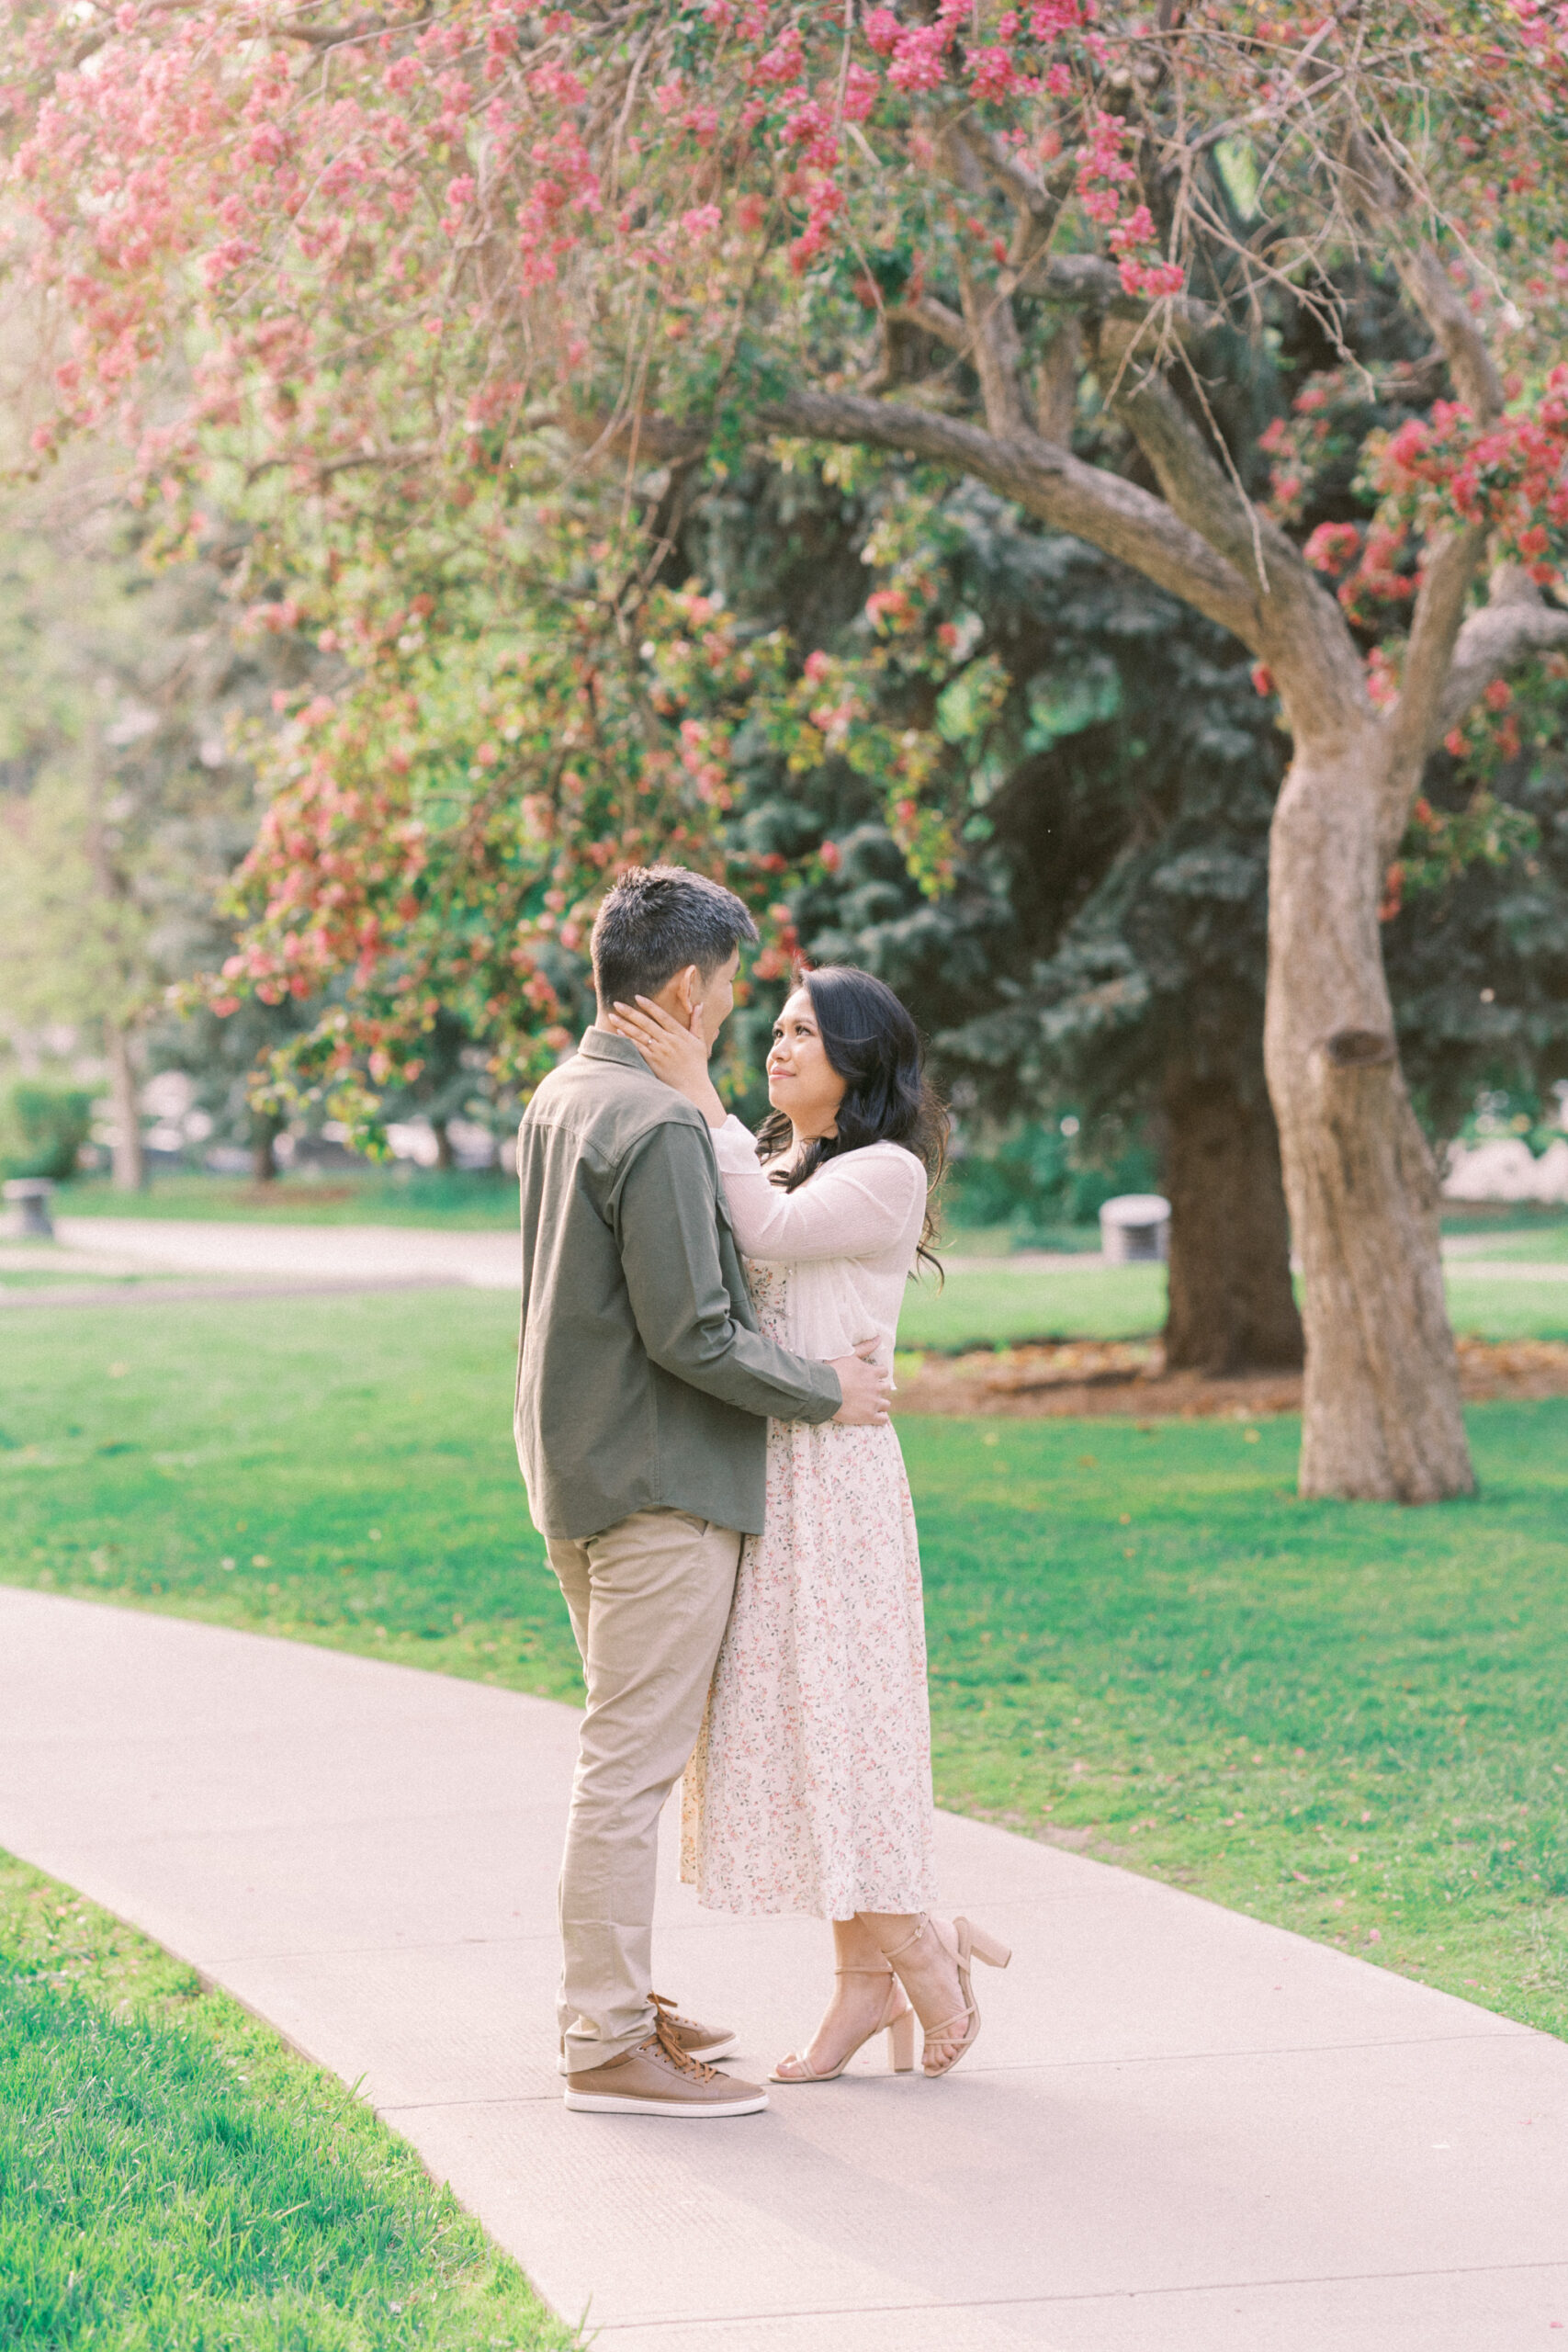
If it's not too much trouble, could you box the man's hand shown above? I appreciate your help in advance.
[828,1340,893,1426]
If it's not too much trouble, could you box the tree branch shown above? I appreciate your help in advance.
[1381,523,1489,826]
[274,12,433,48]
[1026,253,1212,342]
[954,250,1032,436]
[939,124,1032,436]
[1438,569,1568,729]
[1377,253,1508,807]
[1093,320,1284,585]
[1089,322,1365,716]
[759,389,1261,646]
[886,294,968,351]
[1343,125,1504,421]
[1395,246,1505,424]
[1380,565,1568,853]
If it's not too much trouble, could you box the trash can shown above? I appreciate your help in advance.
[1099,1193,1170,1263]
[3,1177,56,1240]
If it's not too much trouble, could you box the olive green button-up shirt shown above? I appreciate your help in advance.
[513,1028,842,1541]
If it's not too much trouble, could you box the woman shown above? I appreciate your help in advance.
[606,965,1009,2082]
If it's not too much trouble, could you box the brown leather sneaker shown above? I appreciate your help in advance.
[565,2018,768,2117]
[558,1990,737,2065]
[651,1988,737,2063]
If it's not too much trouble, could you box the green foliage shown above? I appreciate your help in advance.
[0,1081,92,1182]
[696,460,1281,1150]
[0,1853,573,2349]
[0,456,309,1159]
[2,1291,1566,2040]
[1383,656,1568,1137]
[942,1120,1159,1236]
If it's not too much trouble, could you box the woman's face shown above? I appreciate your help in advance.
[766,986,846,1139]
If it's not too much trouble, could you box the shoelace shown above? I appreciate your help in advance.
[649,2006,721,2082]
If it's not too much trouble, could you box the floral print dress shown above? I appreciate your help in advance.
[681,1124,939,1921]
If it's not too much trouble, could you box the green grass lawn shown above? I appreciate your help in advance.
[60,1167,522,1229]
[900,1261,1568,1351]
[1441,1275,1568,1341]
[4,1290,1566,2045]
[1451,1227,1568,1263]
[0,1850,572,2350]
[900,1262,1168,1348]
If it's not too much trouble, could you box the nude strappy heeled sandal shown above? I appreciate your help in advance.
[881,1914,1010,2077]
[769,1963,917,2084]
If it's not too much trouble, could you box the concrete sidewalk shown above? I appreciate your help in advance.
[40,1214,1568,1295]
[54,1215,523,1290]
[1,1587,1564,2349]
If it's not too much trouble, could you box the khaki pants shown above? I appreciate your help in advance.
[547,1507,743,2074]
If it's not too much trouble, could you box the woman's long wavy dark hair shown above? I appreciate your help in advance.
[755,965,948,1275]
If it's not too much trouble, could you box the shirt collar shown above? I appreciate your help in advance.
[578,1026,649,1070]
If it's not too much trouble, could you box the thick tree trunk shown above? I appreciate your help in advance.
[250,1114,281,1185]
[104,1021,145,1193]
[1265,729,1473,1501]
[1162,1053,1303,1374]
[432,1117,455,1172]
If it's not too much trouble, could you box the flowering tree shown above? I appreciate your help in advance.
[9,0,1568,1500]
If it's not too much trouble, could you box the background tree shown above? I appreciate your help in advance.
[684,451,1303,1371]
[14,2,1568,1498]
[0,425,320,1186]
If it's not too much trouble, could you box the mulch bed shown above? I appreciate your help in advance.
[896,1334,1568,1419]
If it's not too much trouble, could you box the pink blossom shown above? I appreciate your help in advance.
[841,63,881,120]
[1303,521,1362,576]
[889,26,947,91]
[751,28,805,85]
[969,45,1021,99]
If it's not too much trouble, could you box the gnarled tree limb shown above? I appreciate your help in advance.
[1381,522,1490,832]
[886,293,968,351]
[1376,239,1512,815]
[1089,322,1365,716]
[1438,571,1568,727]
[760,388,1261,644]
[1395,247,1506,424]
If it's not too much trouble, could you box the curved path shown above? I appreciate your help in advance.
[2,1586,1565,2349]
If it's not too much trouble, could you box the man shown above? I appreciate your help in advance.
[514,865,892,2117]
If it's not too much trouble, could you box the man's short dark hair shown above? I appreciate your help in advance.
[591,864,759,1010]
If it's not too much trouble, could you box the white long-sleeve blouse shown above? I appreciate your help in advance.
[710,1116,927,1366]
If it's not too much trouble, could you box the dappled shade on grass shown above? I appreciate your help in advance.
[2,1291,1565,2038]
[0,1853,572,2350]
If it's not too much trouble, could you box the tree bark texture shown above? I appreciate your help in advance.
[250,1114,281,1185]
[104,1021,145,1193]
[1162,1058,1303,1375]
[1265,730,1474,1501]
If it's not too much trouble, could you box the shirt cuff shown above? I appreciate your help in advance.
[711,1115,763,1172]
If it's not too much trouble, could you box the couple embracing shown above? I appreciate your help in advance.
[514,864,1009,2118]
